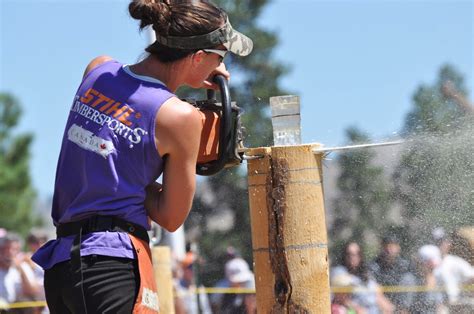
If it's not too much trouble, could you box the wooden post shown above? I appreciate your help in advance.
[247,144,330,313]
[152,246,175,314]
[246,95,330,313]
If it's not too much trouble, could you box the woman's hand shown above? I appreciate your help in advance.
[202,62,230,90]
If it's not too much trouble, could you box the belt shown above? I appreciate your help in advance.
[56,215,149,243]
[56,215,149,313]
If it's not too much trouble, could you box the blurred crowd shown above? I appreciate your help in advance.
[173,245,256,314]
[170,228,474,314]
[0,228,48,314]
[1,227,472,314]
[330,229,474,314]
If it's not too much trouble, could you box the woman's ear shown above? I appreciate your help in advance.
[191,50,205,66]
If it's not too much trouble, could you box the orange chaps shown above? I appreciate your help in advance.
[129,234,160,313]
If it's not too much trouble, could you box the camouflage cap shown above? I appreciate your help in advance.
[154,17,253,56]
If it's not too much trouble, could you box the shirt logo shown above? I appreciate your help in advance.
[71,89,148,145]
[67,124,115,158]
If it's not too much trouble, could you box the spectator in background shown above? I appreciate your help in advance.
[433,228,474,311]
[0,233,40,308]
[174,248,212,314]
[212,257,256,314]
[25,230,48,294]
[407,245,444,314]
[172,258,186,314]
[209,246,241,311]
[332,242,393,314]
[24,230,49,314]
[331,272,367,314]
[175,252,199,314]
[25,230,48,258]
[369,234,413,313]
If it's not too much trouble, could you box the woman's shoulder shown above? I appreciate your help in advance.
[83,55,115,78]
[158,97,202,127]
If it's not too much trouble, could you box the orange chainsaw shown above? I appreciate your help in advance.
[190,75,245,176]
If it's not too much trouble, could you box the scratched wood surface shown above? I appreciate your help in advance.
[247,144,330,313]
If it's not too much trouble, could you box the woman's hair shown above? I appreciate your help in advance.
[129,0,226,62]
[341,241,370,283]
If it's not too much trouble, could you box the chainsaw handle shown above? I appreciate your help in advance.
[196,75,232,176]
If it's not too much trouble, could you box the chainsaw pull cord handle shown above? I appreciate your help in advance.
[196,75,232,175]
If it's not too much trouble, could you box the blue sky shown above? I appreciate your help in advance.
[1,0,472,199]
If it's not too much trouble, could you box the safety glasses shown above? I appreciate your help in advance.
[202,48,228,60]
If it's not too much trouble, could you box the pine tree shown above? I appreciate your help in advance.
[0,93,39,236]
[330,127,393,261]
[403,65,469,135]
[393,64,473,246]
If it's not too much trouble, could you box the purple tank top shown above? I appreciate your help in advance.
[33,60,174,269]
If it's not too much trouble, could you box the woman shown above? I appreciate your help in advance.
[332,242,394,314]
[32,1,253,313]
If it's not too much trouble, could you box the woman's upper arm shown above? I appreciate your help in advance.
[83,55,113,78]
[153,98,203,231]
